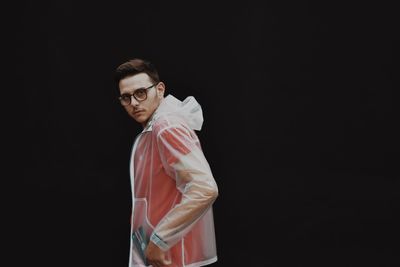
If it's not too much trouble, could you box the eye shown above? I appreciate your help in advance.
[121,94,131,101]
[134,89,146,98]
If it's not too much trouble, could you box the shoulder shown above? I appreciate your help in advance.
[152,114,190,135]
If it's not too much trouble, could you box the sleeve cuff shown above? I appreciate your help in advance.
[150,232,169,251]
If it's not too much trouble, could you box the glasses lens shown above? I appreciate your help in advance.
[134,89,147,101]
[120,94,131,106]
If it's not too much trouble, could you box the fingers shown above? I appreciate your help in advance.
[149,260,162,267]
[149,259,170,267]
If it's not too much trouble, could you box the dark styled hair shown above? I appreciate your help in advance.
[114,58,160,86]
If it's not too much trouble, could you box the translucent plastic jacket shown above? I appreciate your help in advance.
[128,95,218,267]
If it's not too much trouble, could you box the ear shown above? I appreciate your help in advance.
[156,82,166,98]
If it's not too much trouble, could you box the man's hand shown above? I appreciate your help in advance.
[145,241,171,267]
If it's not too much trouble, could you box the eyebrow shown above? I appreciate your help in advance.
[121,87,147,94]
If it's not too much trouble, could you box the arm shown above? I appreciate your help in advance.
[150,124,218,251]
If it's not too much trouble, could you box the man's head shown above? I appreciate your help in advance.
[115,58,165,127]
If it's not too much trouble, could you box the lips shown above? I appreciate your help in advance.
[132,110,144,116]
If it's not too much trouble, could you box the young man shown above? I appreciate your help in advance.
[115,58,218,267]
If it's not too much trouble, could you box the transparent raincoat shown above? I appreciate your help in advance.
[128,95,218,267]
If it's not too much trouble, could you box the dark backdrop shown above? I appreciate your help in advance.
[12,1,398,267]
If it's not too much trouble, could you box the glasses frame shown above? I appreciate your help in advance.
[118,83,157,106]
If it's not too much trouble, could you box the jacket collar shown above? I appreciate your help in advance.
[140,94,203,133]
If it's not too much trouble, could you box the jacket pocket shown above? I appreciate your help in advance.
[132,198,171,266]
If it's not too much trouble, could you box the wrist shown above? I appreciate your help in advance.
[150,232,169,251]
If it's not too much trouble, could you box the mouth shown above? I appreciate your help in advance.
[132,110,144,116]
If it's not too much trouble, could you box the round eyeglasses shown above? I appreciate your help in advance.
[118,84,157,106]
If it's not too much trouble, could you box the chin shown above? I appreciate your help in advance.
[132,115,149,125]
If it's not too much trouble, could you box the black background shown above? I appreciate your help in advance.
[11,1,398,267]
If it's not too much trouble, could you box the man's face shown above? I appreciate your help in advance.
[119,73,165,126]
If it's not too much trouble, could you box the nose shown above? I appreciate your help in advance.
[130,95,140,106]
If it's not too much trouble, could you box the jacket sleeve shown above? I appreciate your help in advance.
[150,122,218,251]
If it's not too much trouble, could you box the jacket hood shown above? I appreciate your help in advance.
[144,94,204,132]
